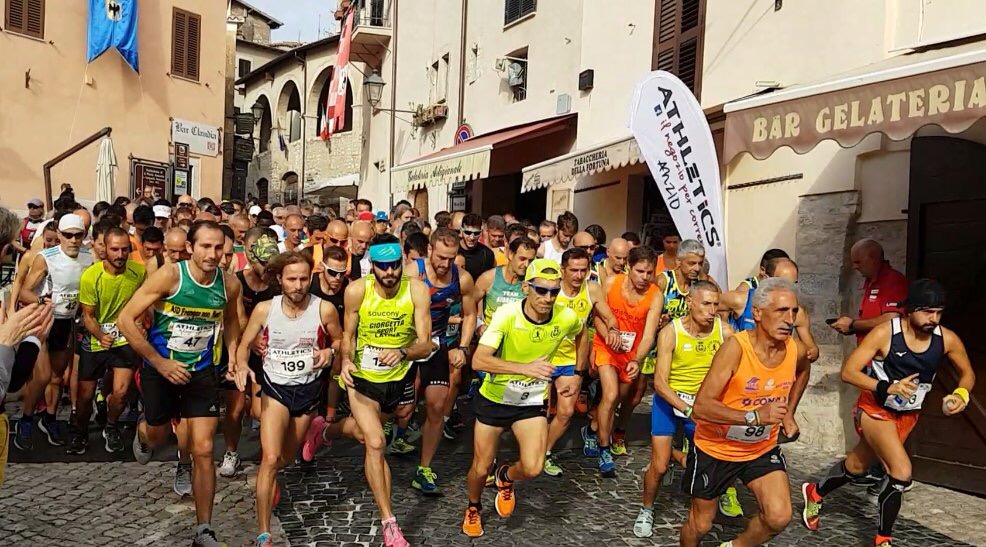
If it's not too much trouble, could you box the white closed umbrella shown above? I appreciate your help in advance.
[95,136,117,203]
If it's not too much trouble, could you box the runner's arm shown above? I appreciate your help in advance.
[80,304,109,348]
[118,264,180,368]
[7,252,32,315]
[234,300,269,391]
[222,272,243,370]
[406,278,436,360]
[795,307,820,362]
[587,282,619,334]
[787,340,812,414]
[458,271,477,348]
[472,270,492,331]
[717,289,744,322]
[691,337,746,424]
[653,323,689,412]
[631,293,665,363]
[320,300,344,351]
[848,312,898,335]
[340,280,364,366]
[18,254,48,305]
[943,328,976,395]
[840,321,892,392]
[574,321,589,372]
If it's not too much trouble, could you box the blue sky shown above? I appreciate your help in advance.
[248,0,339,43]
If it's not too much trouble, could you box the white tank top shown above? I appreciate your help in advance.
[262,295,326,385]
[543,238,567,263]
[39,245,93,319]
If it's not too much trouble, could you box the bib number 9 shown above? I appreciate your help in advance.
[502,379,548,406]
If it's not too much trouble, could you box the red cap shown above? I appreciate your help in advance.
[357,211,374,221]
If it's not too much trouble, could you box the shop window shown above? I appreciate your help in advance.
[654,0,704,97]
[5,0,45,39]
[504,0,536,26]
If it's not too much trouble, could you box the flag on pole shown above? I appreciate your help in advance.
[322,8,354,140]
[87,0,139,72]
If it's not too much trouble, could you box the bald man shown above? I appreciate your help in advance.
[145,228,189,276]
[303,219,349,270]
[347,220,374,280]
[450,211,465,231]
[597,238,629,286]
[830,238,907,343]
[195,211,218,223]
[230,214,252,272]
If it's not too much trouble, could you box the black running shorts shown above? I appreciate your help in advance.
[418,347,450,389]
[473,394,547,428]
[350,366,417,414]
[259,371,326,417]
[48,318,75,352]
[78,345,139,381]
[136,364,221,426]
[682,445,788,500]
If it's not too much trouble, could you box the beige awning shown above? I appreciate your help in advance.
[724,41,986,163]
[521,133,642,192]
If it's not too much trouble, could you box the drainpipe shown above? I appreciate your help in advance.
[388,0,399,208]
[457,0,468,126]
[297,50,308,203]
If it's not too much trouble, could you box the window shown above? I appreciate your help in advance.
[238,58,252,78]
[504,0,536,25]
[430,53,450,104]
[653,0,704,97]
[505,48,528,102]
[172,8,202,81]
[5,0,45,39]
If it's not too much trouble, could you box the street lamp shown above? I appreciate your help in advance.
[251,100,265,125]
[363,70,386,109]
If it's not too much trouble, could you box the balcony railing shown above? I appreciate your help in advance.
[353,0,392,30]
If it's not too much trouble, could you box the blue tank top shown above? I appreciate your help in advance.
[731,286,756,332]
[415,258,462,346]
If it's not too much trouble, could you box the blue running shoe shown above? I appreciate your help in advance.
[581,424,599,457]
[412,466,442,496]
[599,448,616,477]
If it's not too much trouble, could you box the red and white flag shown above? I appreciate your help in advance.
[322,9,354,141]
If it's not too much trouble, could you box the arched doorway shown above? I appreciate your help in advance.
[312,68,354,136]
[256,95,272,153]
[256,178,269,204]
[282,172,299,204]
[278,81,303,143]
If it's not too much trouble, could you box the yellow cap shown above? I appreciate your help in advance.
[525,258,561,283]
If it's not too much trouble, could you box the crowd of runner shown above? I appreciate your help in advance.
[0,189,975,547]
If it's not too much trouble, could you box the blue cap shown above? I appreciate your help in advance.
[374,211,389,222]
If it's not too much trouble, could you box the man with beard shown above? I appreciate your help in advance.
[458,214,495,281]
[234,251,341,547]
[68,228,145,455]
[338,233,435,547]
[538,212,577,263]
[801,279,975,547]
[119,221,242,547]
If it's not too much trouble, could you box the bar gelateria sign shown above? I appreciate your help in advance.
[724,61,986,162]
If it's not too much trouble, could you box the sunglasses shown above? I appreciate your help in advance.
[528,283,561,297]
[326,236,344,246]
[28,204,42,209]
[461,229,481,237]
[372,259,402,272]
[324,267,347,278]
[575,244,597,251]
[60,231,85,240]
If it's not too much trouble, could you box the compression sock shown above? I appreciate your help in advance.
[878,476,911,537]
[816,460,868,497]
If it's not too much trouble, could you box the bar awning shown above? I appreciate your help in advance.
[303,173,359,195]
[520,133,642,192]
[391,115,576,194]
[724,41,986,164]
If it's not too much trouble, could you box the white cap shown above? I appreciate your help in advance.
[153,205,172,218]
[249,205,262,215]
[57,214,85,233]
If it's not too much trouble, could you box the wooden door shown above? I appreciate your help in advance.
[907,136,986,494]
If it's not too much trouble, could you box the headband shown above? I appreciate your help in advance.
[369,243,402,262]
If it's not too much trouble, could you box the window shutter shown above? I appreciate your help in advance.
[172,9,187,77]
[6,0,27,35]
[652,0,704,98]
[25,0,44,38]
[504,0,521,24]
[187,13,201,80]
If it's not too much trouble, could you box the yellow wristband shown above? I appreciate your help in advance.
[953,387,970,404]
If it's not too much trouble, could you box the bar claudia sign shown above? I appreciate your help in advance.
[630,70,727,286]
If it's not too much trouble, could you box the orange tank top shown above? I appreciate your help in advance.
[693,331,797,462]
[595,274,658,364]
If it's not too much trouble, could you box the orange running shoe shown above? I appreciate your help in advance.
[462,506,484,537]
[494,465,516,518]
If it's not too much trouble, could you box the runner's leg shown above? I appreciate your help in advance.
[420,383,448,468]
[467,421,503,504]
[348,388,395,519]
[506,416,548,481]
[107,367,134,425]
[223,389,247,454]
[642,435,674,506]
[680,496,718,547]
[257,395,290,535]
[187,416,220,526]
[595,366,620,450]
[859,413,913,539]
[546,374,581,453]
[732,470,792,546]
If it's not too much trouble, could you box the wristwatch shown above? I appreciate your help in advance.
[399,348,408,360]
[457,345,470,356]
[744,411,758,426]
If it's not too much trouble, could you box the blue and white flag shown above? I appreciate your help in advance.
[87,0,139,73]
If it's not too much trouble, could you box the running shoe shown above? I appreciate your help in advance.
[576,389,589,414]
[682,436,691,455]
[132,417,153,465]
[611,432,628,456]
[543,454,563,477]
[174,463,193,497]
[719,486,744,518]
[633,507,654,538]
[219,451,241,477]
[255,532,272,546]
[403,419,423,443]
[448,405,465,430]
[302,415,330,462]
[442,418,457,441]
[38,416,66,446]
[103,424,125,453]
[381,518,409,547]
[387,436,416,455]
[13,418,34,451]
[801,482,822,531]
[581,424,599,457]
[462,506,484,537]
[494,465,516,518]
[662,462,676,487]
[65,433,88,455]
[875,535,893,547]
[411,466,442,496]
[191,525,226,547]
[598,448,616,477]
[93,391,108,427]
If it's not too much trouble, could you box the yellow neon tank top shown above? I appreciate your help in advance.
[551,281,593,366]
[668,316,723,395]
[353,275,417,383]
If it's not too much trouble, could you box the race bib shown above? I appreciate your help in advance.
[885,382,932,411]
[360,346,394,372]
[54,290,80,316]
[100,322,122,341]
[673,391,696,418]
[726,424,774,443]
[618,330,637,353]
[502,378,548,406]
[167,322,214,352]
[445,322,460,340]
[269,347,314,378]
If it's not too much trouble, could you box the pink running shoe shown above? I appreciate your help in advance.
[302,416,330,462]
[382,518,409,547]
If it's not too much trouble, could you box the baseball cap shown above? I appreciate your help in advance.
[524,258,562,283]
[27,198,43,208]
[57,214,86,233]
[153,205,172,218]
[249,205,262,216]
[251,234,280,263]
[374,211,389,222]
[358,211,374,221]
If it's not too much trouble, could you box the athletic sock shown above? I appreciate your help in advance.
[194,523,212,535]
[878,476,911,537]
[615,427,625,435]
[469,501,482,512]
[816,460,866,497]
[640,504,653,512]
[497,464,512,484]
[43,411,57,424]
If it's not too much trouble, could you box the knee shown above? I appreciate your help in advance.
[600,389,619,405]
[261,450,283,469]
[190,439,214,461]
[688,510,715,536]
[517,456,543,480]
[762,503,792,533]
[393,404,414,422]
[648,457,669,477]
[425,400,445,419]
[886,460,912,482]
[554,404,574,423]
[363,432,387,453]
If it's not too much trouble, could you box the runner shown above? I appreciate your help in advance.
[233,251,341,547]
[680,278,811,547]
[543,246,620,478]
[735,249,789,292]
[15,214,93,450]
[538,220,556,243]
[585,245,657,477]
[473,236,538,336]
[347,220,374,280]
[67,227,145,455]
[596,237,629,286]
[539,211,577,263]
[633,280,734,537]
[337,233,435,547]
[118,221,242,547]
[801,279,975,547]
[7,222,58,319]
[404,227,477,496]
[458,213,496,282]
[654,232,681,273]
[462,259,586,538]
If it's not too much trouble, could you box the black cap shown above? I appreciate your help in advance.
[904,278,946,312]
